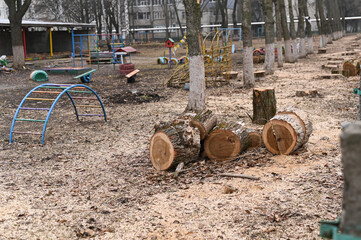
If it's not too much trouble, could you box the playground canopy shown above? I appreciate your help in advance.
[0,19,95,58]
[0,19,95,28]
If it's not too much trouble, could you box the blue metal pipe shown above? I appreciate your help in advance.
[10,83,106,144]
[71,28,75,67]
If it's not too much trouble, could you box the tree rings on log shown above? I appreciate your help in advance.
[204,121,249,161]
[150,121,200,170]
[262,107,312,155]
[246,129,263,149]
[343,60,360,77]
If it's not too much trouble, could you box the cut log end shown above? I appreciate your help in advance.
[190,120,207,140]
[150,131,175,170]
[248,131,263,149]
[204,129,241,161]
[262,119,297,155]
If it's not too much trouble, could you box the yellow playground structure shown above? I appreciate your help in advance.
[165,30,232,88]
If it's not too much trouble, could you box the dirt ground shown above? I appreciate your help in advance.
[0,35,360,240]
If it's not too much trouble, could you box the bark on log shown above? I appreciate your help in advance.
[343,60,360,77]
[189,109,217,140]
[150,120,200,170]
[246,129,263,149]
[262,108,312,155]
[204,121,250,161]
[277,106,313,143]
[252,88,277,124]
[340,122,361,237]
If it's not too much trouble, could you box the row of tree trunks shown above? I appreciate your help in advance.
[262,107,312,155]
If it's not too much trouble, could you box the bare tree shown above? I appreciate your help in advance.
[288,0,297,61]
[278,0,294,63]
[172,1,184,36]
[4,0,32,69]
[231,0,239,34]
[242,0,254,88]
[183,0,206,112]
[274,0,284,67]
[303,0,313,54]
[297,0,306,58]
[262,0,275,74]
[216,0,228,28]
[316,0,327,48]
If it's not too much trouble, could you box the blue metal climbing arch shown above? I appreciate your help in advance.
[9,83,107,144]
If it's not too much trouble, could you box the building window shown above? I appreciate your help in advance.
[138,12,151,19]
[153,0,162,5]
[137,0,150,6]
[182,11,185,19]
[154,11,163,19]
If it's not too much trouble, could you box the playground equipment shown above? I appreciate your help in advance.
[71,30,124,68]
[9,83,107,144]
[166,30,232,87]
[30,70,48,82]
[157,35,188,66]
[42,67,96,83]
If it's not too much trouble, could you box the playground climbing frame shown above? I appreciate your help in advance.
[9,84,107,144]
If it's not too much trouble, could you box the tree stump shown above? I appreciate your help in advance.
[262,107,312,155]
[150,120,200,170]
[246,129,263,149]
[343,60,360,77]
[204,121,250,161]
[252,88,277,124]
[340,122,361,237]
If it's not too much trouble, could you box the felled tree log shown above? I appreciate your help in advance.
[343,60,360,76]
[189,109,217,140]
[204,121,250,161]
[177,109,217,140]
[277,106,313,143]
[262,107,312,155]
[253,88,277,124]
[246,129,263,149]
[150,120,200,170]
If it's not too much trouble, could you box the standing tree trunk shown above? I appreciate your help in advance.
[288,0,298,61]
[4,0,32,69]
[183,0,206,112]
[242,0,255,88]
[297,0,307,58]
[262,0,275,75]
[278,0,294,63]
[304,0,313,54]
[217,0,228,28]
[232,0,239,35]
[252,88,277,124]
[340,122,361,238]
[325,0,335,42]
[173,2,184,37]
[274,0,284,67]
[124,0,130,41]
[316,0,327,48]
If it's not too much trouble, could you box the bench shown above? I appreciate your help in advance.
[126,69,140,83]
[74,69,97,83]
